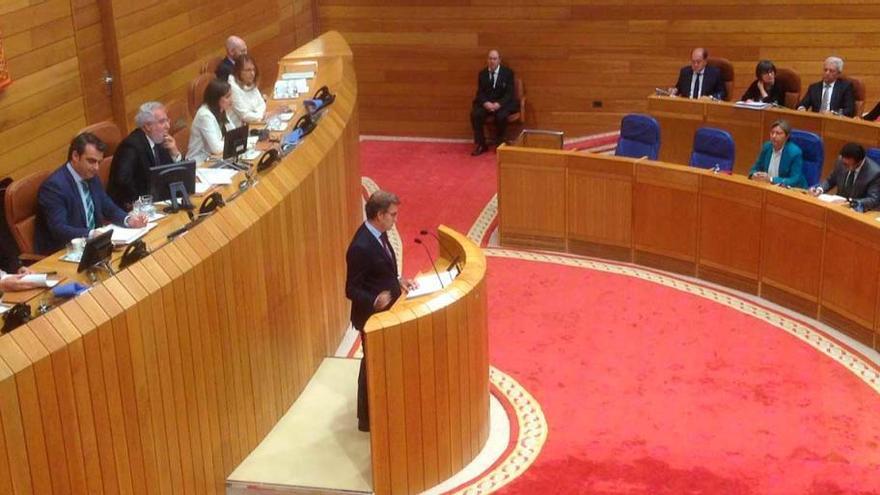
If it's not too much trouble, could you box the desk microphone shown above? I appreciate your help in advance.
[414,238,444,288]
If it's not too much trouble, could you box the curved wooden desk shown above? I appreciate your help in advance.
[647,95,880,180]
[0,32,361,494]
[364,226,489,495]
[498,145,880,352]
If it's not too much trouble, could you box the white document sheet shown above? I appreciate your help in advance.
[196,168,238,185]
[406,270,458,298]
[817,193,848,204]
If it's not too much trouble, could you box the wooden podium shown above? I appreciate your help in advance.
[364,225,490,495]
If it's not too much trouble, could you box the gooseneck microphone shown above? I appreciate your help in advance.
[420,228,461,272]
[414,237,444,288]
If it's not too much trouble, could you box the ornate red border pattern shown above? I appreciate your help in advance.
[0,29,11,91]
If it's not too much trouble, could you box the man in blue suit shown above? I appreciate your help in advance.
[35,132,148,255]
[748,119,807,189]
[671,47,727,100]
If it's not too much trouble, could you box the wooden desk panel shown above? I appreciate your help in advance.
[697,175,763,293]
[647,96,705,165]
[497,146,567,250]
[704,102,763,176]
[566,153,633,260]
[633,163,699,275]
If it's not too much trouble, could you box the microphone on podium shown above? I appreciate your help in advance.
[420,228,461,272]
[414,237,445,289]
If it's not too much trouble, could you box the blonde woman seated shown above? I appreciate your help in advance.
[186,79,234,163]
[748,119,807,188]
[228,54,267,127]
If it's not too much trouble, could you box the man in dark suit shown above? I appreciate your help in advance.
[215,35,247,81]
[470,49,519,156]
[797,56,855,117]
[108,101,182,211]
[35,133,148,255]
[345,191,416,432]
[811,143,880,211]
[671,47,726,100]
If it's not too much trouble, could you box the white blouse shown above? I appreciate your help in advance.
[187,104,233,163]
[228,75,267,127]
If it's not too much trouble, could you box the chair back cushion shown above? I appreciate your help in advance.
[789,130,824,187]
[690,127,735,171]
[775,68,802,109]
[164,98,190,134]
[188,73,213,117]
[4,170,51,255]
[840,75,865,116]
[707,57,735,101]
[615,113,661,160]
[78,121,123,155]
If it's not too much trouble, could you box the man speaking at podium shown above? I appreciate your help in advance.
[345,191,416,432]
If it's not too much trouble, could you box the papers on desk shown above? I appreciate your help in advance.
[195,182,212,194]
[196,168,238,186]
[247,136,259,149]
[0,304,9,315]
[735,101,770,110]
[817,193,848,204]
[277,111,295,121]
[266,117,288,131]
[406,270,459,299]
[273,80,298,100]
[99,223,158,245]
[18,274,59,288]
[242,149,262,160]
[282,71,316,80]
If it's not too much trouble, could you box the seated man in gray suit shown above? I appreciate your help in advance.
[810,143,880,212]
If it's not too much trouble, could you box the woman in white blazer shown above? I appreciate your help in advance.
[187,79,234,163]
[228,54,267,127]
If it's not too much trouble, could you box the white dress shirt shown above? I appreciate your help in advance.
[228,75,267,127]
[767,147,783,179]
[690,70,705,98]
[187,105,234,163]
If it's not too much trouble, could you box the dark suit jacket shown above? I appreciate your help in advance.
[345,223,402,331]
[819,157,880,210]
[749,141,807,188]
[108,128,175,210]
[215,57,234,81]
[35,164,127,255]
[473,65,519,112]
[798,79,855,117]
[740,80,785,106]
[675,65,726,100]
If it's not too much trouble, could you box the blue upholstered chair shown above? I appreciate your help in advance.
[689,127,735,172]
[866,147,880,167]
[789,130,824,188]
[615,114,661,160]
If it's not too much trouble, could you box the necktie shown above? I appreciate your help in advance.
[821,83,831,112]
[490,70,496,88]
[694,72,702,98]
[844,169,855,198]
[152,144,160,165]
[380,232,393,260]
[80,181,95,230]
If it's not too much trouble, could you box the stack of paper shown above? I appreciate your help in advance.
[735,101,770,110]
[406,270,459,298]
[817,193,848,204]
[282,71,316,80]
[196,168,238,185]
[105,223,158,245]
[19,274,59,288]
[273,80,298,100]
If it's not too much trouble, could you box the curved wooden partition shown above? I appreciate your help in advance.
[647,95,880,180]
[0,32,360,494]
[498,145,880,352]
[364,225,490,495]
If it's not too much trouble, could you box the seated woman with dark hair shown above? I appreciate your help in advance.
[741,60,785,105]
[187,79,234,162]
[749,119,807,188]
[228,53,267,127]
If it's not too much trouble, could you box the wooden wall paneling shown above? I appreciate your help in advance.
[704,102,763,176]
[56,301,120,493]
[632,162,700,275]
[647,96,705,165]
[497,147,567,250]
[27,316,89,494]
[819,213,880,346]
[364,323,391,495]
[821,117,880,182]
[73,0,116,124]
[443,292,464,475]
[0,329,53,493]
[759,192,826,316]
[697,175,764,293]
[42,308,105,494]
[566,153,634,260]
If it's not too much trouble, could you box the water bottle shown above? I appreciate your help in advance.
[712,163,721,174]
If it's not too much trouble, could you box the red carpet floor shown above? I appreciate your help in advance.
[360,139,880,494]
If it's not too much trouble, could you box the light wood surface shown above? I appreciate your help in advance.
[317,2,880,138]
[0,31,361,494]
[648,95,880,180]
[364,226,489,495]
[499,144,880,351]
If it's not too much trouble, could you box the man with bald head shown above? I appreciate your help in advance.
[470,49,519,156]
[670,47,726,100]
[797,56,855,117]
[216,35,247,81]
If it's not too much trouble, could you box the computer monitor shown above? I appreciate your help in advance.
[150,160,196,213]
[223,124,249,160]
[77,229,114,273]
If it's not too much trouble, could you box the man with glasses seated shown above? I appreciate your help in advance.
[797,56,855,117]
